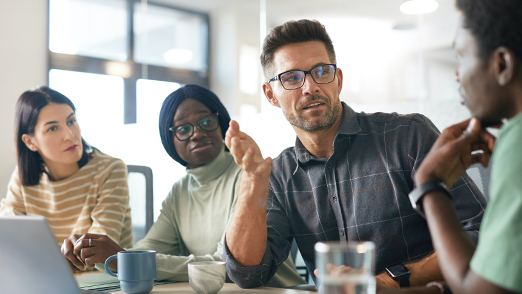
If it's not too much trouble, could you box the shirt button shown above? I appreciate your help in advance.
[327,163,332,168]
[332,196,337,201]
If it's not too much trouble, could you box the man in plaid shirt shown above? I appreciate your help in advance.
[224,19,486,290]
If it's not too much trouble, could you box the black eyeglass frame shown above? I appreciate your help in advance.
[268,64,337,90]
[169,113,220,141]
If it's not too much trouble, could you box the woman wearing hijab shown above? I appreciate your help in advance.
[62,85,305,287]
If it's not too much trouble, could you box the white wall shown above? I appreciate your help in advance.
[0,1,48,200]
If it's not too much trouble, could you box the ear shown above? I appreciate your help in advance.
[262,82,281,108]
[493,47,515,86]
[21,134,38,152]
[336,67,344,95]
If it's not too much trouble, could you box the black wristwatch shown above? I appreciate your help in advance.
[385,263,411,288]
[408,180,451,218]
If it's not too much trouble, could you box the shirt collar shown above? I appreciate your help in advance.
[293,102,362,169]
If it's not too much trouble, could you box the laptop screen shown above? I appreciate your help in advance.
[0,216,82,294]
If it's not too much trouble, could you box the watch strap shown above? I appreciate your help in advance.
[409,180,451,218]
[397,274,410,288]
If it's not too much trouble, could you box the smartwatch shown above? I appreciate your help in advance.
[408,180,451,218]
[385,263,411,288]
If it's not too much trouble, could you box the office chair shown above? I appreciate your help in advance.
[466,160,492,202]
[127,165,154,245]
[290,239,312,284]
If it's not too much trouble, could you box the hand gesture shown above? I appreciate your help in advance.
[415,118,496,187]
[225,120,273,179]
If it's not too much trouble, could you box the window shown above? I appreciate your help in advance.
[49,0,209,124]
[48,0,210,220]
[134,3,208,71]
[49,0,128,60]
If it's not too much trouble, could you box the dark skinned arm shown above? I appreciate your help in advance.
[414,118,515,294]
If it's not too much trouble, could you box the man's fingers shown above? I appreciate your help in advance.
[225,130,232,149]
[229,120,240,132]
[257,157,273,174]
[229,137,245,166]
[466,117,480,134]
[479,130,496,152]
[440,118,473,141]
[242,146,256,168]
[471,152,491,168]
[225,121,239,149]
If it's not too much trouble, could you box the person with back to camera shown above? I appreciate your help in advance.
[382,1,522,294]
[62,84,305,287]
[0,86,133,272]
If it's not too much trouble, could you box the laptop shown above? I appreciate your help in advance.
[0,215,109,294]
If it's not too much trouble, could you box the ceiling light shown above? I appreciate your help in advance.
[400,0,439,15]
[163,49,194,64]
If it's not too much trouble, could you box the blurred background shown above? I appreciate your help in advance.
[0,0,470,221]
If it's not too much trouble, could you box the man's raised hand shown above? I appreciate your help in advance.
[225,120,273,179]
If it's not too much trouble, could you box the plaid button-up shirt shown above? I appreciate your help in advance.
[225,103,486,287]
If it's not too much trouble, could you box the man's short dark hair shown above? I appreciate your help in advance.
[456,0,522,69]
[260,19,336,80]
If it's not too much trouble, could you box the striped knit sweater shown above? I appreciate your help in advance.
[0,150,133,248]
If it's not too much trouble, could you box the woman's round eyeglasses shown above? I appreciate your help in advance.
[169,113,219,141]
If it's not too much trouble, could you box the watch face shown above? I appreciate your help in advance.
[386,264,410,277]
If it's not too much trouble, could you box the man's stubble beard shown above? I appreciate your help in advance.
[281,95,342,132]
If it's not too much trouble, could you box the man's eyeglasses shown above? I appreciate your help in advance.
[169,113,219,141]
[268,64,337,90]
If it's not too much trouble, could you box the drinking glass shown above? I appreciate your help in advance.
[315,241,376,294]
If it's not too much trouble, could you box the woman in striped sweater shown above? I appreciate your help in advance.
[0,86,133,262]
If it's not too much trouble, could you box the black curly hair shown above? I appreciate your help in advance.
[456,0,522,70]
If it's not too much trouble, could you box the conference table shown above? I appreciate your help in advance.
[76,271,315,294]
[111,282,316,294]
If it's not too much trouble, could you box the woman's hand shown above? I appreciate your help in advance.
[61,234,84,273]
[62,233,124,272]
[74,233,124,270]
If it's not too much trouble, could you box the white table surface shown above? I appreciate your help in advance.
[111,282,315,294]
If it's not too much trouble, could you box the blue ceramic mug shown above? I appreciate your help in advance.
[105,250,156,294]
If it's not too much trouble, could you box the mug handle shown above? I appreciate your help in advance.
[105,254,118,277]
